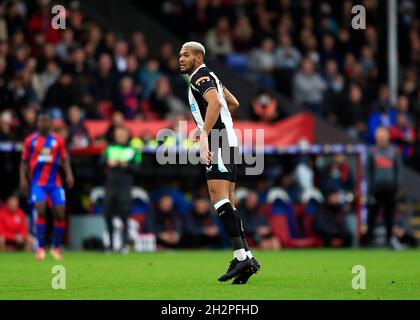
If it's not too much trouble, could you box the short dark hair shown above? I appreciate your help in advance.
[37,110,51,119]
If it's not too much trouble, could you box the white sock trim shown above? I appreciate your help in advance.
[246,250,253,259]
[234,248,247,261]
[213,198,230,210]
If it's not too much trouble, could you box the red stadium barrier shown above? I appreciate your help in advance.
[84,113,315,147]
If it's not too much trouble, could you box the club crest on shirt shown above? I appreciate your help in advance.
[38,147,53,162]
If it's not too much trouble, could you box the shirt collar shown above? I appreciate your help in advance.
[190,63,206,78]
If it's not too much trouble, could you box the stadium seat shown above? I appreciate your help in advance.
[269,215,320,248]
[131,187,151,230]
[89,187,105,215]
[225,53,248,73]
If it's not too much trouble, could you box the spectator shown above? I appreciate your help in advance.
[39,59,60,99]
[232,15,253,52]
[320,154,355,194]
[365,127,402,248]
[0,56,7,109]
[396,95,411,116]
[138,57,160,100]
[250,89,280,122]
[66,47,90,84]
[341,84,367,139]
[90,53,117,118]
[205,16,233,60]
[164,55,188,102]
[390,112,415,161]
[312,187,353,247]
[323,59,345,125]
[294,156,315,196]
[359,45,376,76]
[158,41,174,73]
[367,86,397,143]
[18,105,37,138]
[275,33,301,71]
[114,76,140,120]
[274,33,301,96]
[55,29,76,61]
[4,74,37,112]
[319,34,340,67]
[412,126,420,172]
[67,105,90,149]
[105,111,125,143]
[182,197,222,249]
[248,38,276,89]
[149,195,182,249]
[149,76,186,119]
[238,191,280,250]
[0,194,34,251]
[113,40,129,74]
[121,55,141,95]
[43,70,83,118]
[0,110,18,141]
[293,57,326,115]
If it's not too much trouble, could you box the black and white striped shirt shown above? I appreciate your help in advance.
[188,64,238,147]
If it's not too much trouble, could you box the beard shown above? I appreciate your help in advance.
[180,67,189,74]
[180,58,197,75]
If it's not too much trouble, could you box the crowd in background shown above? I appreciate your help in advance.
[0,0,419,250]
[156,0,420,169]
[1,0,420,167]
[0,0,193,145]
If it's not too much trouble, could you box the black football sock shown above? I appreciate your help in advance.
[233,210,250,252]
[213,199,245,255]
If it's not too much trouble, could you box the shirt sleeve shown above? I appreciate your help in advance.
[21,137,31,161]
[191,70,217,98]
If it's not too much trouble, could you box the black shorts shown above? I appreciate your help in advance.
[204,145,238,182]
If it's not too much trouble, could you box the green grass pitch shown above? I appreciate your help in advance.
[1,249,419,300]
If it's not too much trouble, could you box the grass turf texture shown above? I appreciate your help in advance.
[1,249,419,300]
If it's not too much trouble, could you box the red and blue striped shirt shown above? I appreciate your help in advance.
[22,132,68,187]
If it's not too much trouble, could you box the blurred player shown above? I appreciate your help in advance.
[19,111,74,260]
[179,41,260,284]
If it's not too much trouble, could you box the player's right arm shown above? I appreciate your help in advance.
[20,137,30,195]
[223,87,240,113]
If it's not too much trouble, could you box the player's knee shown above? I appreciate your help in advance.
[54,212,65,221]
[208,187,225,203]
[53,206,65,220]
[35,204,46,217]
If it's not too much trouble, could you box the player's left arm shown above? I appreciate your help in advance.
[223,87,240,113]
[202,88,222,136]
[191,71,222,163]
[58,136,74,189]
[62,157,74,189]
[200,88,222,163]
